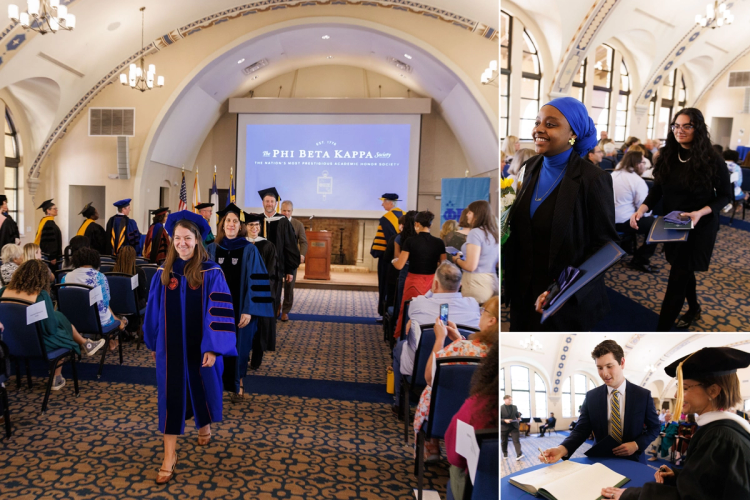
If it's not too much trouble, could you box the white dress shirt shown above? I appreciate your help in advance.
[611,170,650,224]
[607,379,627,440]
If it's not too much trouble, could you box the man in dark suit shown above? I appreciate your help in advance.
[501,395,523,460]
[538,412,557,437]
[540,340,660,463]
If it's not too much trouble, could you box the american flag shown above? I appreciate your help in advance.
[178,171,187,211]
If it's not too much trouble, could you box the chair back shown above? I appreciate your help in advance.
[411,324,453,388]
[105,273,138,315]
[53,283,103,335]
[139,265,159,291]
[0,340,10,381]
[100,256,115,264]
[99,264,114,274]
[742,168,750,192]
[400,299,412,338]
[426,356,480,438]
[135,257,149,265]
[471,429,499,500]
[0,298,46,360]
[54,269,69,284]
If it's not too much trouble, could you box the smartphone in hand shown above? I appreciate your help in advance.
[439,303,449,325]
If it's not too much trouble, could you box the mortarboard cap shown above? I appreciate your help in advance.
[79,202,96,218]
[380,193,401,201]
[665,347,750,379]
[195,203,214,210]
[113,198,132,208]
[38,199,55,211]
[0,195,6,204]
[244,212,265,224]
[164,210,210,241]
[151,207,169,216]
[217,203,247,223]
[258,187,280,202]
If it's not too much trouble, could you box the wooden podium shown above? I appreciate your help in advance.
[304,231,332,280]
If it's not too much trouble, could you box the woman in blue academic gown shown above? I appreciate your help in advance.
[206,203,275,400]
[143,210,237,485]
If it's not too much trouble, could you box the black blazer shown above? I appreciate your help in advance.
[506,152,618,331]
[500,404,521,431]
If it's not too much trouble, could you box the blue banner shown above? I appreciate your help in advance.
[440,178,491,226]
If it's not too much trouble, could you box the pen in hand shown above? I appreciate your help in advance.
[538,448,548,464]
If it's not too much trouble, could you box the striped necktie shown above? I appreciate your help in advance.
[611,389,623,443]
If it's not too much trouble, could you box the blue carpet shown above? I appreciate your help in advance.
[720,215,750,231]
[593,288,660,332]
[287,313,379,324]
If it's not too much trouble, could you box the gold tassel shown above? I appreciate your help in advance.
[673,351,699,417]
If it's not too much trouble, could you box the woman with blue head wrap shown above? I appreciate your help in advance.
[503,97,618,331]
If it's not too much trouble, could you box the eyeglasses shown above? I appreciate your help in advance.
[480,307,486,315]
[670,124,694,132]
[682,383,703,392]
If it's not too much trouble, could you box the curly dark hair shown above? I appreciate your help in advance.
[72,247,101,270]
[653,108,719,191]
[398,210,419,245]
[415,210,435,228]
[7,259,51,295]
[469,343,498,424]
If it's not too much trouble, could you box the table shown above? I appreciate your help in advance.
[737,146,750,161]
[501,457,658,499]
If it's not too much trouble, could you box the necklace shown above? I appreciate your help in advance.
[534,167,566,201]
[678,149,690,163]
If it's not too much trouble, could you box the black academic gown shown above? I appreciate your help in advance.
[261,216,300,307]
[0,214,19,249]
[39,218,62,262]
[248,237,278,367]
[620,418,750,500]
[80,220,108,255]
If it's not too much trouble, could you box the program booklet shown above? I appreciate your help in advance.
[508,461,629,500]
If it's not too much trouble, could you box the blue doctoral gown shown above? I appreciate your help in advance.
[106,214,142,255]
[143,258,237,435]
[207,238,275,393]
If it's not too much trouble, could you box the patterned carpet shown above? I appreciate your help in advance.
[501,217,750,332]
[287,289,379,318]
[500,431,592,477]
[1,290,448,499]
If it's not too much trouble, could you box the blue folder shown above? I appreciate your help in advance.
[646,216,689,244]
[540,241,625,324]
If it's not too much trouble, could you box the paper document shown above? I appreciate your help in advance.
[455,420,480,483]
[26,300,48,325]
[131,274,139,290]
[412,489,441,500]
[90,286,103,306]
[508,461,629,500]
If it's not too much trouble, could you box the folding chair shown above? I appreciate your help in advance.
[0,298,80,413]
[742,168,750,220]
[53,283,122,378]
[138,264,159,296]
[0,341,11,437]
[99,264,114,274]
[54,269,69,284]
[415,356,480,500]
[105,272,147,349]
[401,323,479,443]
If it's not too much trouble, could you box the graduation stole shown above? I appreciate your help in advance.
[384,208,401,233]
[111,218,127,254]
[77,219,96,237]
[34,216,54,245]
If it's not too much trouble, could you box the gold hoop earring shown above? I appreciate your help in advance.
[569,137,576,146]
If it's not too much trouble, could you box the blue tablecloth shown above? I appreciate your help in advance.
[501,457,658,499]
[737,146,750,161]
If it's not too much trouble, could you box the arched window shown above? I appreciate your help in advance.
[591,44,615,136]
[500,367,505,395]
[510,365,531,419]
[562,377,572,418]
[615,60,631,142]
[647,93,658,140]
[4,110,21,231]
[572,59,586,103]
[535,373,547,418]
[519,30,542,140]
[500,11,511,139]
[574,374,588,417]
[658,70,687,140]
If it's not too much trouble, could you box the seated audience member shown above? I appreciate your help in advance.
[586,144,604,167]
[113,245,148,311]
[392,210,447,337]
[713,144,724,156]
[62,248,128,350]
[647,411,679,461]
[722,149,746,212]
[391,261,481,416]
[442,210,471,251]
[1,243,22,285]
[507,148,536,191]
[539,412,557,437]
[62,235,91,270]
[619,136,641,158]
[0,260,105,390]
[450,200,500,304]
[444,343,498,500]
[600,142,618,170]
[439,220,457,245]
[501,135,520,173]
[23,242,55,282]
[658,408,666,425]
[412,296,498,461]
[612,150,658,273]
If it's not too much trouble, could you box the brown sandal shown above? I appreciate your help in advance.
[197,430,211,446]
[156,454,177,485]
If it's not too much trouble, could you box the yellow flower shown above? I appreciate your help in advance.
[500,177,514,189]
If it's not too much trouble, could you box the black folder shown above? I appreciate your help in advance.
[540,241,625,324]
[646,216,690,244]
[584,435,620,459]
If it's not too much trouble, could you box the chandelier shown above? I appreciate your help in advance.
[481,60,498,85]
[120,7,164,92]
[8,0,76,34]
[520,335,543,351]
[695,1,734,28]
